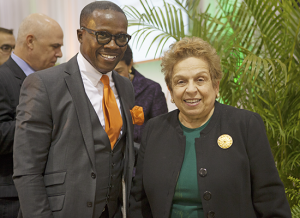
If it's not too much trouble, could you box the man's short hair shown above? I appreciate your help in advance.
[80,1,125,26]
[0,27,13,35]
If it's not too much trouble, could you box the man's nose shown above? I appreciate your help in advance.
[104,36,119,49]
[56,48,63,58]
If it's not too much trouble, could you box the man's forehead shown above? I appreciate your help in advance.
[86,19,96,28]
[0,33,15,42]
[0,32,12,37]
[84,9,126,25]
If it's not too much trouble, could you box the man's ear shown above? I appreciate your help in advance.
[26,35,34,49]
[77,29,83,43]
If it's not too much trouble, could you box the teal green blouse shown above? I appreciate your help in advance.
[170,120,210,218]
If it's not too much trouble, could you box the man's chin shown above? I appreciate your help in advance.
[96,56,120,72]
[50,62,57,67]
[95,64,118,74]
[0,57,9,65]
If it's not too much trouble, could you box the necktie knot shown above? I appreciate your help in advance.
[101,74,109,86]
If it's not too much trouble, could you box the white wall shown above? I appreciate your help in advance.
[0,0,189,63]
[0,0,94,63]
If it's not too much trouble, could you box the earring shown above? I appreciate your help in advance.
[216,93,220,98]
[171,99,174,103]
[129,69,132,73]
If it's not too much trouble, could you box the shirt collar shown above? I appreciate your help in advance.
[11,52,35,76]
[77,52,113,87]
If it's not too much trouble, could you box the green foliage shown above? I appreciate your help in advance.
[287,176,300,217]
[286,176,300,204]
[124,0,300,207]
[291,204,300,218]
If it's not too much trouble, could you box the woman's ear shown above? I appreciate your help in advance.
[129,59,134,70]
[168,86,174,98]
[215,80,220,94]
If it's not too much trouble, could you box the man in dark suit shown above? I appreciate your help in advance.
[0,14,63,218]
[13,1,135,218]
[0,27,15,66]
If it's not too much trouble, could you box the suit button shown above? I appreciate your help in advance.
[87,202,93,207]
[203,191,212,201]
[199,168,207,177]
[112,163,115,167]
[207,211,215,218]
[91,173,96,179]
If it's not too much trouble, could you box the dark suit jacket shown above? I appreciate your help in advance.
[13,55,135,218]
[131,69,167,144]
[0,57,26,198]
[129,101,291,218]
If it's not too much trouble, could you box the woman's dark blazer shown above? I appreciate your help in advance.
[131,68,168,144]
[129,101,291,218]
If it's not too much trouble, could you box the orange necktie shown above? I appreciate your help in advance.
[101,74,123,149]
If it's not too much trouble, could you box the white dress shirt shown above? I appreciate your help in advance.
[77,52,122,131]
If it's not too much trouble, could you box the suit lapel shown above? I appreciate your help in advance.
[64,55,96,170]
[112,70,133,143]
[112,71,135,210]
[6,57,27,86]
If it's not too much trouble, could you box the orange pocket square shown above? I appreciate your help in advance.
[130,106,144,125]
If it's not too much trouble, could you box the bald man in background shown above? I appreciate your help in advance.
[0,28,15,66]
[0,13,63,218]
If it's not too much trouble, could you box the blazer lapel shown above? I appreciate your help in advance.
[112,71,134,151]
[64,55,96,170]
[112,71,135,212]
[6,57,27,86]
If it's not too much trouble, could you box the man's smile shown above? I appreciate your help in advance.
[100,53,117,60]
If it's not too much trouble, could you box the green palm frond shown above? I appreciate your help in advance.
[286,176,300,216]
[124,0,186,57]
[281,0,300,66]
[291,205,300,218]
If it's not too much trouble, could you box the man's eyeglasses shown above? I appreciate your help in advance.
[0,44,14,54]
[81,27,131,47]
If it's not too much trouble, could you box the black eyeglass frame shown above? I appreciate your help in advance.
[80,27,131,47]
[0,44,15,53]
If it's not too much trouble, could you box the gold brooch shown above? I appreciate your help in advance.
[217,134,233,149]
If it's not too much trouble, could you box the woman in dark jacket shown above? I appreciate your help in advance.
[129,37,291,218]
